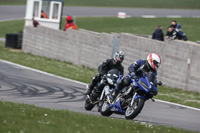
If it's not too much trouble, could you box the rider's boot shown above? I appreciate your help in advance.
[86,84,92,95]
[86,75,99,95]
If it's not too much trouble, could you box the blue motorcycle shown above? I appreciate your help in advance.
[100,72,162,120]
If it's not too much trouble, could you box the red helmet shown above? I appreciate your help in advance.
[66,15,72,22]
[147,53,161,71]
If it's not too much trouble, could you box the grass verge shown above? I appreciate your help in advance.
[0,19,24,38]
[0,0,199,9]
[0,101,196,133]
[1,17,200,42]
[0,42,199,109]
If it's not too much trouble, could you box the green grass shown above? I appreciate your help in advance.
[0,101,196,133]
[0,0,200,9]
[72,17,200,42]
[155,86,200,109]
[0,0,26,5]
[0,43,200,109]
[0,20,24,38]
[1,17,200,42]
[63,0,200,9]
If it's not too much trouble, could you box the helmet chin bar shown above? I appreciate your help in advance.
[113,60,121,65]
[116,61,122,64]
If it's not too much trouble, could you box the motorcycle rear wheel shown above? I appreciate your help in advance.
[125,97,145,120]
[84,97,94,110]
[100,101,113,116]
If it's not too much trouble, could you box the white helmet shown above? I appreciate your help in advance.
[147,53,161,71]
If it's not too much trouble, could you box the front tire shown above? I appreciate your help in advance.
[100,101,113,116]
[125,97,145,120]
[84,97,94,110]
[97,100,104,112]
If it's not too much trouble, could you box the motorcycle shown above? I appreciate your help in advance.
[84,69,121,111]
[100,71,162,119]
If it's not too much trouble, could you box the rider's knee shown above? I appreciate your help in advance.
[93,74,101,82]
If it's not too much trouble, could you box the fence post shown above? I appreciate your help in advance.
[112,36,120,57]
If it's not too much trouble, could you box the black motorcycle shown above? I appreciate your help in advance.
[84,69,121,111]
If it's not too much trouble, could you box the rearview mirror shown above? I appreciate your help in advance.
[157,81,162,86]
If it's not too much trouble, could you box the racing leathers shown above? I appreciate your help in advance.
[115,59,157,93]
[87,58,124,94]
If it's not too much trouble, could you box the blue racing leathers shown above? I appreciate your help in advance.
[115,59,157,92]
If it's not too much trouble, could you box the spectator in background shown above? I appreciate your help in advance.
[64,15,78,31]
[171,20,181,30]
[41,10,48,18]
[165,26,175,39]
[152,25,164,41]
[171,20,187,41]
[165,26,187,41]
[32,18,39,27]
[171,25,188,41]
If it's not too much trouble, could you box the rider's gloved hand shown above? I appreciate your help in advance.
[130,72,136,79]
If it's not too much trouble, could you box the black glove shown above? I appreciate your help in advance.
[136,68,144,78]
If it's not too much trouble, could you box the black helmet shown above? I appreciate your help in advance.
[113,51,125,64]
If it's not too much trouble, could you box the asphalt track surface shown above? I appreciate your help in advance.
[0,60,200,132]
[1,5,200,132]
[0,6,200,21]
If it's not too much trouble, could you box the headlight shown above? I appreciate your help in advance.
[138,80,148,91]
[107,78,113,85]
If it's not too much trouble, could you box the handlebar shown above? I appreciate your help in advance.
[156,81,162,86]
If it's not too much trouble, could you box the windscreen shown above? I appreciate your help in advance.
[107,69,120,81]
[146,72,156,85]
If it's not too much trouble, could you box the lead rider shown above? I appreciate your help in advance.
[114,53,161,94]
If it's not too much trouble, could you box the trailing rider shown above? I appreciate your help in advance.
[86,51,125,96]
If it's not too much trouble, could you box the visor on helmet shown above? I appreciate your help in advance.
[153,60,160,67]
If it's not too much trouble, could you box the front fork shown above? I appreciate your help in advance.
[130,93,147,106]
[130,93,137,106]
[100,89,105,101]
[104,85,114,104]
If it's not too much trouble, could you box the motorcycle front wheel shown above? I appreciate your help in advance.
[97,100,104,112]
[125,97,145,120]
[100,101,113,116]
